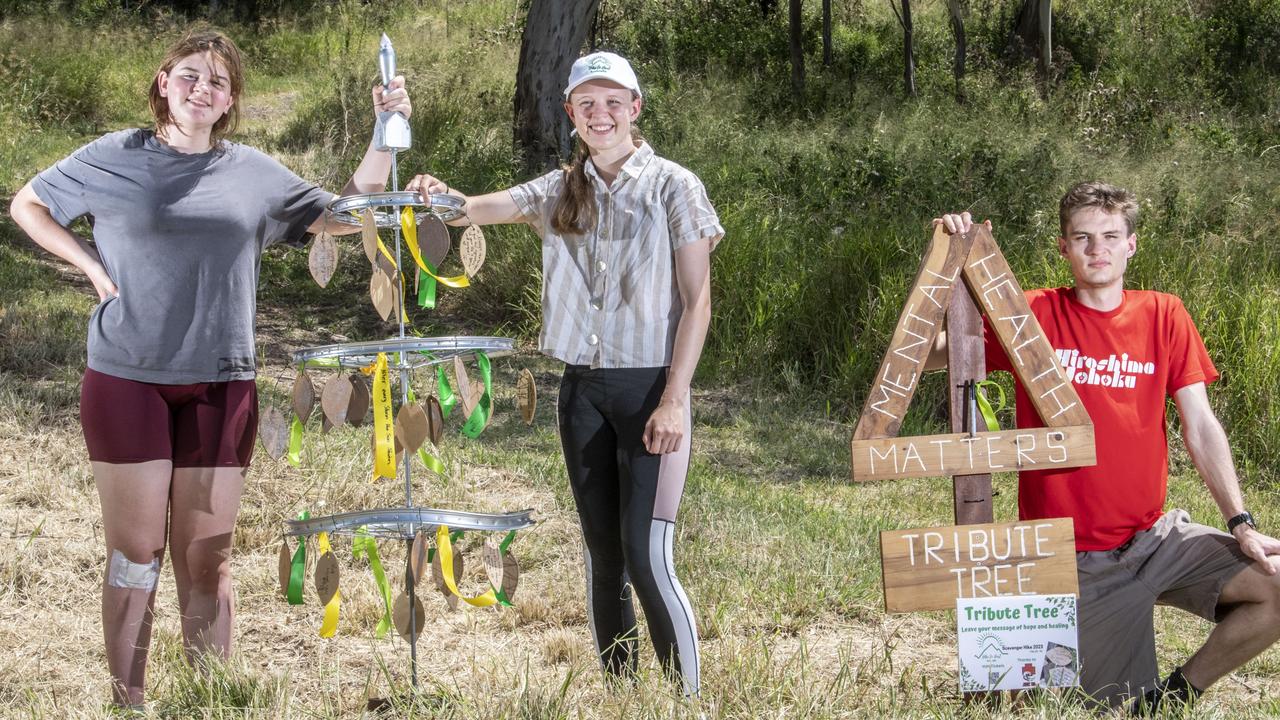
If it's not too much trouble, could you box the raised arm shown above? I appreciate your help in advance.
[642,237,713,455]
[10,182,117,301]
[404,173,524,227]
[1175,381,1280,571]
[311,75,413,235]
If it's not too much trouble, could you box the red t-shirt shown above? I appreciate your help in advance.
[984,288,1219,551]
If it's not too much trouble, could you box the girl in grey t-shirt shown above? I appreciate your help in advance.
[9,29,412,711]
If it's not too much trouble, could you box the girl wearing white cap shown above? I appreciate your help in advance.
[408,51,722,694]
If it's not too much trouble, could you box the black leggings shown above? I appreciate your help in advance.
[557,365,699,694]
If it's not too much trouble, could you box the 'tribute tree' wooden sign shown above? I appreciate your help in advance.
[881,518,1078,612]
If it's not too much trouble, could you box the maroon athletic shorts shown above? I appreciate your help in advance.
[80,367,258,467]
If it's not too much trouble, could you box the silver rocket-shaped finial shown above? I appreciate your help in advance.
[378,33,396,87]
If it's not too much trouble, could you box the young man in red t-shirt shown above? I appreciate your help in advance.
[930,182,1280,712]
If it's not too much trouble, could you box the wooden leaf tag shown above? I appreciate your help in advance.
[454,357,477,417]
[321,414,333,434]
[259,406,290,460]
[467,381,485,420]
[409,531,429,586]
[347,373,370,426]
[370,270,394,321]
[500,552,520,599]
[395,403,429,453]
[393,592,426,641]
[482,540,504,590]
[421,215,451,267]
[460,225,486,277]
[321,375,353,426]
[315,551,340,605]
[309,231,339,288]
[361,209,378,264]
[278,539,293,598]
[431,544,464,611]
[291,372,315,423]
[425,396,444,447]
[375,252,399,283]
[516,368,536,425]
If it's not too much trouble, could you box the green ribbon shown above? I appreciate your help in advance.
[459,351,492,439]
[286,416,304,467]
[305,358,341,370]
[286,511,310,606]
[436,364,457,418]
[975,380,1006,432]
[417,262,438,309]
[352,527,393,638]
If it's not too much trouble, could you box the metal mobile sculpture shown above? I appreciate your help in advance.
[268,34,536,689]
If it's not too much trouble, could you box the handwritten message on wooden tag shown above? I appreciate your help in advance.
[291,373,315,423]
[500,552,520,599]
[516,369,536,425]
[482,540,504,590]
[278,539,292,598]
[347,373,370,427]
[421,215,450,267]
[395,403,429,453]
[321,375,352,426]
[431,544,464,611]
[308,231,338,288]
[361,209,378,264]
[460,225,486,277]
[453,357,476,417]
[880,517,1078,613]
[370,270,394,321]
[392,592,426,641]
[259,406,290,460]
[409,532,429,586]
[425,396,444,447]
[315,551,340,605]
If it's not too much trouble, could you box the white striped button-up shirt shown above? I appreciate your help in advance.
[509,142,724,368]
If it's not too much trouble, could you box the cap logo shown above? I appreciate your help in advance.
[587,56,611,73]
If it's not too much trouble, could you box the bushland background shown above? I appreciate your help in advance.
[0,0,1277,717]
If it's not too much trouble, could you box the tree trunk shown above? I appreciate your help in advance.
[1038,0,1052,79]
[513,0,601,175]
[1012,0,1052,79]
[790,0,805,96]
[761,0,778,17]
[901,0,915,96]
[947,0,966,102]
[822,0,832,67]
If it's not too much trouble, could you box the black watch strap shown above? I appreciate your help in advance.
[1227,511,1257,534]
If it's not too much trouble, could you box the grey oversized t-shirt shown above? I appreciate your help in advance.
[32,129,334,383]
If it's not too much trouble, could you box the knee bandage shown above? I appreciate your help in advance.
[108,549,160,591]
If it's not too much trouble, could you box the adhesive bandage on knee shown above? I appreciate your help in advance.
[107,549,160,591]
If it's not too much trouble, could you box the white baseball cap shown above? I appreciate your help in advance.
[563,52,642,99]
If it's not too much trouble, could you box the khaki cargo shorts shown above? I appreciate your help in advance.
[1075,509,1252,708]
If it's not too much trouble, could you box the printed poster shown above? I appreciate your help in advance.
[956,593,1079,693]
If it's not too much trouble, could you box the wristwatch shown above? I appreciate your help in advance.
[1227,511,1257,534]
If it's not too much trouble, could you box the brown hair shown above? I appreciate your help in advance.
[148,29,244,147]
[550,102,644,235]
[1058,181,1139,236]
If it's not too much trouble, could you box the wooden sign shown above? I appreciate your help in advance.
[850,225,1094,482]
[880,518,1078,613]
[852,425,1095,482]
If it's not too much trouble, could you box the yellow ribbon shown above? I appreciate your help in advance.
[317,531,341,638]
[370,353,396,480]
[436,524,497,607]
[400,208,470,289]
